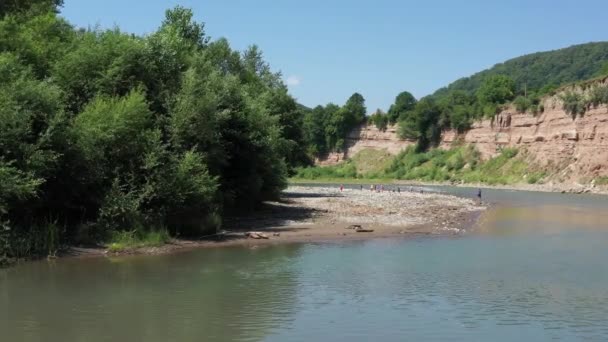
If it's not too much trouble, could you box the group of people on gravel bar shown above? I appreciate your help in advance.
[338,184,483,204]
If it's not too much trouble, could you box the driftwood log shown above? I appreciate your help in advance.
[245,232,270,239]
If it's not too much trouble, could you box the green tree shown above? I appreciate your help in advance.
[369,109,389,131]
[388,91,417,124]
[303,105,329,156]
[0,0,63,17]
[343,92,367,126]
[398,98,441,151]
[477,75,516,105]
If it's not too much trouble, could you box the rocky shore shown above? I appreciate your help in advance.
[62,186,485,258]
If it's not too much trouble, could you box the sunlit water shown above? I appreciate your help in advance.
[2,187,608,341]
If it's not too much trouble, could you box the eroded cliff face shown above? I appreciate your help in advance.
[315,124,415,166]
[441,97,608,182]
[317,84,608,184]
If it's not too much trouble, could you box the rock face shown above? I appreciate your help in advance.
[316,85,608,183]
[315,124,415,166]
[440,99,608,182]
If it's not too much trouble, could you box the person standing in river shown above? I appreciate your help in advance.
[477,188,482,204]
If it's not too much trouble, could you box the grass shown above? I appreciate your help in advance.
[296,145,547,186]
[595,176,608,186]
[293,149,399,180]
[349,148,394,175]
[107,229,171,253]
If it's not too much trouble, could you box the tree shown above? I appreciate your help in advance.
[369,109,389,131]
[303,106,329,156]
[388,91,417,124]
[343,92,367,126]
[160,6,208,48]
[398,98,441,151]
[477,75,516,105]
[0,0,63,17]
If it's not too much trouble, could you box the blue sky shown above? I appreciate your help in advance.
[61,0,608,112]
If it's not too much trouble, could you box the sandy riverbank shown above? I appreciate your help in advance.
[64,186,485,258]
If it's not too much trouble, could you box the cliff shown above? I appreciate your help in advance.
[315,124,415,166]
[317,81,608,184]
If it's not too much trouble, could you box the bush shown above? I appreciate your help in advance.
[526,173,544,184]
[560,91,587,119]
[514,95,533,113]
[588,85,608,108]
[369,110,389,131]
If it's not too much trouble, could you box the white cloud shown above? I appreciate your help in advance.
[286,75,301,86]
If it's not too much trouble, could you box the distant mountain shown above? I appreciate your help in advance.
[433,42,608,97]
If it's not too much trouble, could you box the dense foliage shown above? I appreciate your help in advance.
[0,3,310,262]
[302,93,367,156]
[433,42,608,99]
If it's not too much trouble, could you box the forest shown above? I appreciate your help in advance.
[0,1,327,263]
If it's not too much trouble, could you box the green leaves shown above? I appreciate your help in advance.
[388,91,417,124]
[397,98,442,151]
[0,4,311,256]
[477,75,516,105]
[71,90,153,165]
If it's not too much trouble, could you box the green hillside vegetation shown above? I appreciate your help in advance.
[433,42,608,99]
[0,2,310,264]
[294,146,546,186]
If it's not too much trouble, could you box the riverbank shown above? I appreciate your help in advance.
[291,178,608,195]
[58,186,485,259]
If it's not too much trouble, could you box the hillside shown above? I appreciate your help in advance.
[433,42,608,98]
[305,78,608,191]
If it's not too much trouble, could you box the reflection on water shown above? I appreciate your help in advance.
[2,188,608,341]
[0,246,301,342]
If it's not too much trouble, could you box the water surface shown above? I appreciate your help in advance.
[2,187,608,341]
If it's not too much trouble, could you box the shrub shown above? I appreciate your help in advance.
[560,91,586,119]
[588,85,608,108]
[526,173,544,184]
[514,95,532,113]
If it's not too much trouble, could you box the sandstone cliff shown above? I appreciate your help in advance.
[317,81,608,184]
[315,124,415,166]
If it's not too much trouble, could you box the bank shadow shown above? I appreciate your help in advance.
[213,191,341,241]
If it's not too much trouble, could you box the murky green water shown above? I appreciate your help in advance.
[2,187,608,341]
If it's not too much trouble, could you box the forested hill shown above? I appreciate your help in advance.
[433,42,608,97]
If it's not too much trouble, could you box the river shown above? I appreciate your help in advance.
[2,186,608,341]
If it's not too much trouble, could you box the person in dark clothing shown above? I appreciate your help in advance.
[477,188,482,204]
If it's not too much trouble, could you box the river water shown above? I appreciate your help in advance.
[2,186,608,341]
